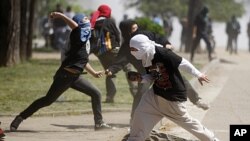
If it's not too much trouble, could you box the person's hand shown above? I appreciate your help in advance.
[198,74,210,86]
[105,69,112,76]
[165,44,174,50]
[93,71,103,78]
[50,12,62,19]
[127,71,142,82]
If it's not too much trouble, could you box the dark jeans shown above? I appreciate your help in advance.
[19,68,103,124]
[227,35,238,54]
[97,52,117,100]
[190,33,212,62]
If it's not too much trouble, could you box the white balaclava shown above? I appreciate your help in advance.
[130,34,162,67]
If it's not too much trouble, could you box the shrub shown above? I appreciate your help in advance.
[135,17,165,36]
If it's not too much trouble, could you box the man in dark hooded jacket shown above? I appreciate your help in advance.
[190,6,213,62]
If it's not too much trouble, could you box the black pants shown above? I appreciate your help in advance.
[19,68,103,124]
[97,52,117,101]
[227,35,238,54]
[190,33,212,62]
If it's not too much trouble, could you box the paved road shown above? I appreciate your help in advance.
[1,48,250,141]
[156,49,250,141]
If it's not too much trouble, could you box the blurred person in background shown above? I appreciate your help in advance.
[90,4,121,103]
[226,15,240,54]
[190,6,213,62]
[247,18,250,52]
[51,3,68,50]
[179,17,188,52]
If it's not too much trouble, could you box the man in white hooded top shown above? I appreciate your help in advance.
[127,34,219,141]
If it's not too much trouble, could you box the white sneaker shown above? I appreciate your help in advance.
[196,100,210,110]
[214,137,220,141]
[127,127,130,133]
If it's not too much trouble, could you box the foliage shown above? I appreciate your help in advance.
[204,0,245,21]
[125,0,244,22]
[37,0,89,18]
[135,17,165,36]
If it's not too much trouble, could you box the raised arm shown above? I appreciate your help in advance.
[50,12,78,29]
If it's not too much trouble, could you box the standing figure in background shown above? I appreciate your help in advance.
[207,17,216,53]
[51,3,67,50]
[247,18,250,53]
[40,12,54,48]
[90,4,121,103]
[190,6,213,62]
[179,17,188,52]
[226,15,240,54]
[152,14,163,27]
[64,5,75,46]
[163,13,173,39]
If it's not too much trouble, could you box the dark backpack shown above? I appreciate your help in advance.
[90,20,113,56]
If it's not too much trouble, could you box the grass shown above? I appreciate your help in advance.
[0,55,203,116]
[0,59,133,116]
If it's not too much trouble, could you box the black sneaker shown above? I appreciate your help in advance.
[94,123,114,131]
[10,115,23,132]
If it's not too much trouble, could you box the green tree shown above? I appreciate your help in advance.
[125,0,244,21]
[0,0,89,67]
[125,0,245,52]
[135,17,165,35]
[0,0,38,67]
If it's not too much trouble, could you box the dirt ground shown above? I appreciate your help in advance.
[1,49,220,141]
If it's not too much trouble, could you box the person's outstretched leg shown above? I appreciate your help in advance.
[71,77,108,129]
[157,96,218,141]
[10,69,77,131]
[128,89,162,141]
[130,82,151,121]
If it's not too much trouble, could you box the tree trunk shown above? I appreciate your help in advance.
[20,0,28,61]
[185,0,202,53]
[0,0,20,67]
[27,0,37,59]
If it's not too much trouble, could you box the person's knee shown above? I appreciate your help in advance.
[90,91,101,100]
